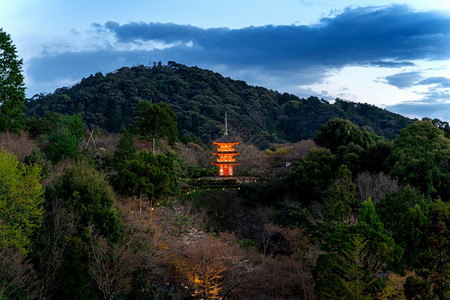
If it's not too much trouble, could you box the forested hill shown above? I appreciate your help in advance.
[26,62,413,146]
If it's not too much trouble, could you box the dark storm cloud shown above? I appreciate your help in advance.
[369,61,416,68]
[104,21,212,44]
[382,72,450,89]
[383,72,423,89]
[419,77,450,88]
[101,5,450,69]
[26,4,450,118]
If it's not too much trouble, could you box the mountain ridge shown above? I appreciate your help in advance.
[26,61,413,147]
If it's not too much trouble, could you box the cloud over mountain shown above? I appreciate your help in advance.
[101,5,449,70]
[26,5,450,120]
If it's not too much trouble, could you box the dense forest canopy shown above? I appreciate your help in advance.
[26,62,413,147]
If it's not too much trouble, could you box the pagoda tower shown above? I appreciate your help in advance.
[212,113,240,177]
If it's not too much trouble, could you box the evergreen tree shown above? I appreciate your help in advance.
[337,235,375,300]
[112,129,136,170]
[111,151,178,213]
[45,114,85,163]
[0,29,27,132]
[389,120,450,200]
[134,101,178,152]
[287,147,336,204]
[322,165,356,230]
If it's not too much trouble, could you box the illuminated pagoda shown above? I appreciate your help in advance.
[212,113,240,177]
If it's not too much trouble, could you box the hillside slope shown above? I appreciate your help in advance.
[26,62,413,146]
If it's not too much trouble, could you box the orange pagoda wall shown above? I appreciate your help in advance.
[212,141,239,176]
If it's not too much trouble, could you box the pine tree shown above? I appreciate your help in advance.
[0,29,27,132]
[134,101,178,153]
[337,235,375,300]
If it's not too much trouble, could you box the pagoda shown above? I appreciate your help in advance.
[212,113,240,177]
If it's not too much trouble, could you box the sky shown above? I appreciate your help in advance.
[1,0,450,121]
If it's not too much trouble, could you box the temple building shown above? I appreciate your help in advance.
[212,113,240,177]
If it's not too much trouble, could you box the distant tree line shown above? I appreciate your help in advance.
[26,62,413,147]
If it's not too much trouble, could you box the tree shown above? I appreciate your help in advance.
[389,120,450,200]
[422,117,450,139]
[337,142,365,176]
[33,197,79,299]
[0,149,44,255]
[134,101,178,153]
[314,118,377,154]
[48,161,122,299]
[395,204,427,268]
[112,151,178,213]
[376,186,429,235]
[354,199,403,272]
[363,138,393,174]
[112,129,136,170]
[86,232,136,300]
[324,199,403,273]
[287,147,336,203]
[45,114,86,163]
[0,248,38,299]
[0,29,27,133]
[418,199,449,298]
[314,234,383,299]
[337,235,375,300]
[316,199,403,298]
[52,160,121,242]
[323,165,356,227]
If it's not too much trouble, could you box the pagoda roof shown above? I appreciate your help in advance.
[213,134,239,143]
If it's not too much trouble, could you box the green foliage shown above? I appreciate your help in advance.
[418,199,449,298]
[314,118,378,154]
[324,165,356,225]
[316,199,403,298]
[423,117,450,139]
[45,114,86,163]
[337,235,376,300]
[337,142,365,176]
[52,235,95,300]
[0,150,44,255]
[24,149,52,178]
[314,235,383,299]
[51,160,121,242]
[26,63,412,147]
[26,113,61,138]
[239,181,285,206]
[134,101,178,148]
[42,161,122,298]
[112,151,178,202]
[376,186,429,235]
[389,120,450,200]
[324,199,403,272]
[404,276,432,300]
[287,147,336,203]
[237,238,259,250]
[0,29,27,133]
[363,138,393,173]
[355,199,404,271]
[112,129,136,170]
[395,204,427,268]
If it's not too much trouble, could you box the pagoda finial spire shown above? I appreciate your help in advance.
[225,112,228,135]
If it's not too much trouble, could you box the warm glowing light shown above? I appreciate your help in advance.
[212,141,240,177]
